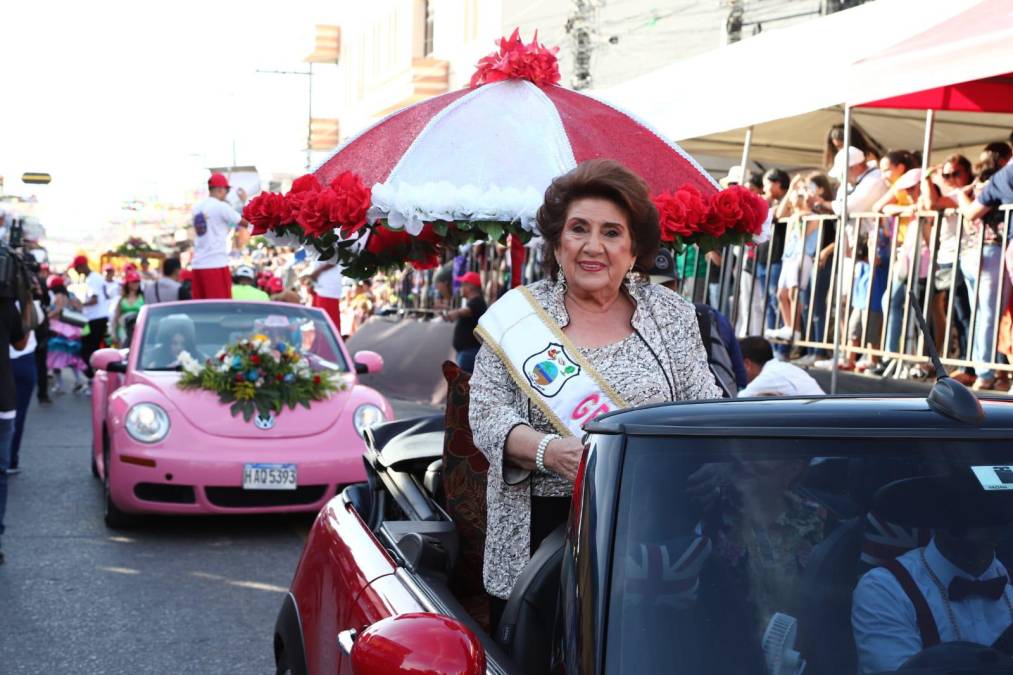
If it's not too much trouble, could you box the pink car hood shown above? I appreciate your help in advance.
[130,371,353,439]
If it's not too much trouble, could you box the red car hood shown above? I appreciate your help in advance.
[130,371,353,439]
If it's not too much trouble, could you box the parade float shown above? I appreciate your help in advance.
[243,30,771,280]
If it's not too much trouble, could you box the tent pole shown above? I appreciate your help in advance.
[921,109,935,170]
[830,106,852,394]
[739,125,754,176]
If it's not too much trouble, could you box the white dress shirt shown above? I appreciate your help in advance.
[852,539,1013,673]
[739,359,825,397]
[833,167,888,217]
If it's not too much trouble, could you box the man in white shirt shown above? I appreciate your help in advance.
[190,173,250,299]
[75,255,108,383]
[100,263,121,316]
[309,262,344,334]
[831,146,889,217]
[738,336,824,397]
[852,477,1013,672]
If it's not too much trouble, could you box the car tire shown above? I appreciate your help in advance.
[103,448,138,530]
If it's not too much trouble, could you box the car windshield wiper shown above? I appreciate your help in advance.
[145,365,182,372]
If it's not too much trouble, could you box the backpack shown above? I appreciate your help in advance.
[694,303,738,398]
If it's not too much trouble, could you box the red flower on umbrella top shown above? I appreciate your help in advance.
[469,29,561,88]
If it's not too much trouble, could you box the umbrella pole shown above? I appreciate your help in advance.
[729,126,754,327]
[921,109,935,171]
[830,106,852,394]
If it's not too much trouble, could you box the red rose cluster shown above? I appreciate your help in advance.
[653,184,768,246]
[243,171,372,240]
[469,29,561,88]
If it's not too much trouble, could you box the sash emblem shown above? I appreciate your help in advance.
[522,343,580,398]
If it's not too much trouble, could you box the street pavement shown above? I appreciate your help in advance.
[0,387,435,675]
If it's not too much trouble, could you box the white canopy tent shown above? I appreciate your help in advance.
[599,0,1013,169]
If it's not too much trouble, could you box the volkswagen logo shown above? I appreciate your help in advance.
[254,412,276,430]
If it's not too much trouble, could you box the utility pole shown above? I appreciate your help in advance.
[724,0,744,45]
[566,1,602,91]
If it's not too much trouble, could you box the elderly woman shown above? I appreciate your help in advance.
[469,159,723,620]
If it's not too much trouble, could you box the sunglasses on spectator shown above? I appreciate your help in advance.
[942,171,959,179]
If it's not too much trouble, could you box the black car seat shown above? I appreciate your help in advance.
[796,517,864,675]
[495,524,566,675]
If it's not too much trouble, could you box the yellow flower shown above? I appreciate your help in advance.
[234,382,256,400]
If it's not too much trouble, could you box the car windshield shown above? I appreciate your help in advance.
[606,435,1013,675]
[137,303,348,372]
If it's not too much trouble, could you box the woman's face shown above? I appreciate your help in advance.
[169,333,186,357]
[128,281,140,293]
[880,157,905,183]
[555,197,635,297]
[942,161,971,188]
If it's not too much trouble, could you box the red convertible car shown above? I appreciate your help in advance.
[276,373,1013,674]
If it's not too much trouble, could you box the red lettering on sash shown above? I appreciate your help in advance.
[572,394,610,424]
[572,394,600,420]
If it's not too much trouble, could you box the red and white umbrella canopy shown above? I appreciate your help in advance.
[243,32,769,277]
[314,77,719,235]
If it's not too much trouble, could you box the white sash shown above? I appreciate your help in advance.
[475,286,628,437]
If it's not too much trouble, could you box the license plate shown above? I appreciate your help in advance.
[243,463,297,490]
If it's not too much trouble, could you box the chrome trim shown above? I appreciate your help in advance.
[337,628,357,656]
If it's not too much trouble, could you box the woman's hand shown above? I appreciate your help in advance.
[545,436,586,483]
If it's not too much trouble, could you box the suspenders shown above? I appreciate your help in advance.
[882,559,941,649]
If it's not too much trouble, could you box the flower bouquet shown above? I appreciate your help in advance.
[244,30,771,279]
[114,237,161,258]
[176,334,342,423]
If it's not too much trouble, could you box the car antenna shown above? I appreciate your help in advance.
[908,291,984,424]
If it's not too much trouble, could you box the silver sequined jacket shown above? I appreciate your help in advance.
[469,277,723,599]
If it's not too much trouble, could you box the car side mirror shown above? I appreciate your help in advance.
[348,613,485,675]
[353,350,383,375]
[91,348,125,372]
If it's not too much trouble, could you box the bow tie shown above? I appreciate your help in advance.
[948,575,1009,602]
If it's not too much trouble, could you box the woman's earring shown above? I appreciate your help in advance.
[625,265,638,288]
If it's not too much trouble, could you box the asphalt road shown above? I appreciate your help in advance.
[0,387,436,675]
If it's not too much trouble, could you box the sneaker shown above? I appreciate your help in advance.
[51,383,64,395]
[870,361,891,376]
[813,358,834,369]
[765,325,795,340]
[855,358,876,373]
[793,354,818,367]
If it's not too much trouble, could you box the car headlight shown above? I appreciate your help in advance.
[125,403,170,444]
[353,404,386,436]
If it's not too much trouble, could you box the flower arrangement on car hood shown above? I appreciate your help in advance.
[176,334,342,423]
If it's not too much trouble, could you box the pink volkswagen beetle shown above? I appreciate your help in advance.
[89,300,393,528]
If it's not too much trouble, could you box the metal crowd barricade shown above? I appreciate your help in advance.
[737,203,1013,379]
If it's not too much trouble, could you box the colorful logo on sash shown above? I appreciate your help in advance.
[522,343,580,398]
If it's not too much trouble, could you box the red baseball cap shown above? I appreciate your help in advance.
[124,263,137,273]
[72,254,89,268]
[208,173,230,189]
[124,271,141,284]
[455,271,482,287]
[46,275,65,289]
[267,277,284,294]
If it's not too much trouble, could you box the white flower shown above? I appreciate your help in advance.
[177,351,201,376]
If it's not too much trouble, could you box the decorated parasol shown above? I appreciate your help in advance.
[245,30,770,279]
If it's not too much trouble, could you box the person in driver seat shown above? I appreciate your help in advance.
[852,473,1013,673]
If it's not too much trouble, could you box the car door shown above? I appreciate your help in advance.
[291,496,399,675]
